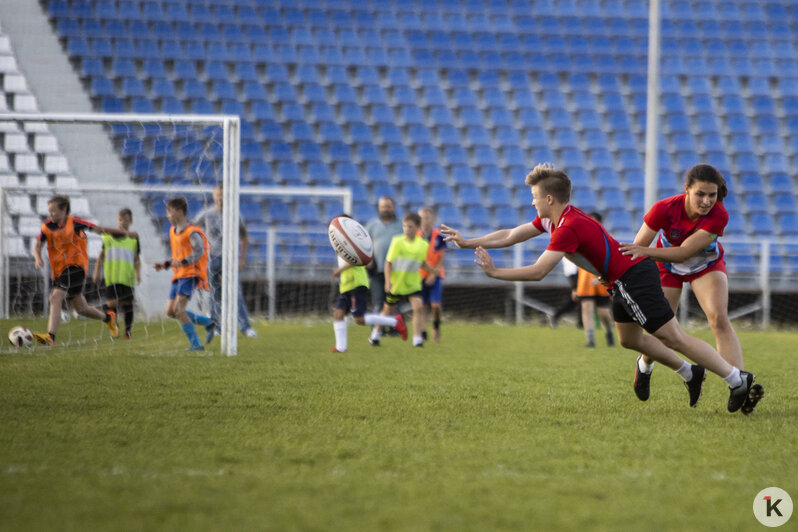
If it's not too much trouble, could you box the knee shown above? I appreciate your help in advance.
[656,332,683,352]
[706,312,731,333]
[619,335,639,350]
[353,316,365,326]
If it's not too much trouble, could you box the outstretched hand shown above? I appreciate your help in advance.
[618,243,649,260]
[474,246,496,277]
[440,224,466,249]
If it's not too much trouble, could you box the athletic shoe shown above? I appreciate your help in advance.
[243,328,259,338]
[684,365,706,408]
[33,332,54,346]
[728,371,758,413]
[369,337,380,346]
[633,355,651,402]
[105,310,119,338]
[585,340,595,348]
[205,323,217,345]
[394,314,407,341]
[741,383,765,415]
[124,331,131,339]
[330,347,346,353]
[188,344,205,351]
[414,343,424,348]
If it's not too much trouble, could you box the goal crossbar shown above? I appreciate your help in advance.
[0,112,241,356]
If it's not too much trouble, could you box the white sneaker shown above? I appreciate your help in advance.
[243,328,259,338]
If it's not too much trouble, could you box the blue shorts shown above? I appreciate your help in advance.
[169,277,198,300]
[421,277,443,305]
[335,286,369,318]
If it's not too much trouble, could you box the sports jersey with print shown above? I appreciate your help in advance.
[531,205,645,283]
[644,194,728,276]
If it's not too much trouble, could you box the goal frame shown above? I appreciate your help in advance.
[0,112,240,356]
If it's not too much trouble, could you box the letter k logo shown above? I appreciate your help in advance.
[765,496,784,517]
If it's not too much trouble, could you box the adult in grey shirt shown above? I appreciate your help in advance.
[364,196,403,312]
[194,185,258,337]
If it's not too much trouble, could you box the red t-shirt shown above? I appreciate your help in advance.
[532,205,645,283]
[643,194,727,275]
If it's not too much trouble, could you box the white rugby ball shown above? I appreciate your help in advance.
[328,216,374,266]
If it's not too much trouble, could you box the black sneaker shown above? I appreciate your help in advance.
[684,365,706,408]
[741,383,765,415]
[368,337,380,347]
[728,371,759,413]
[633,355,651,402]
[205,323,217,345]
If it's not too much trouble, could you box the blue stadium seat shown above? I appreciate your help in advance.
[349,123,372,144]
[749,213,775,235]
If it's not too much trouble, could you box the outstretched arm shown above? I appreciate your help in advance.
[474,248,564,282]
[440,223,541,250]
[619,223,717,263]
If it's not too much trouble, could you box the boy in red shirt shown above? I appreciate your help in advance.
[442,164,763,415]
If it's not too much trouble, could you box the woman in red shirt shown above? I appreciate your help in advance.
[619,164,743,403]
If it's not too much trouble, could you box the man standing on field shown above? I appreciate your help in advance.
[365,196,403,313]
[194,184,258,338]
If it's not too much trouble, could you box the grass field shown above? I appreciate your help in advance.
[0,319,795,531]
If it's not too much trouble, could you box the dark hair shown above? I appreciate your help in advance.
[403,212,421,226]
[524,163,571,203]
[684,164,727,202]
[48,195,71,215]
[119,208,132,219]
[588,211,603,223]
[166,197,188,214]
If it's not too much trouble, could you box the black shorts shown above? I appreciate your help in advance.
[104,283,134,303]
[53,266,86,300]
[385,290,422,306]
[335,286,369,318]
[612,259,675,334]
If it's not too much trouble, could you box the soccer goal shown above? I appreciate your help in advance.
[0,112,242,355]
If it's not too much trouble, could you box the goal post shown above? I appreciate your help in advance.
[0,112,240,356]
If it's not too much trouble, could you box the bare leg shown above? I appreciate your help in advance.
[650,318,735,377]
[691,271,743,369]
[641,286,681,365]
[70,294,106,321]
[47,288,67,334]
[616,321,685,371]
[410,296,425,345]
[581,298,595,346]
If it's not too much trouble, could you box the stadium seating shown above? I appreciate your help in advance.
[1,0,790,267]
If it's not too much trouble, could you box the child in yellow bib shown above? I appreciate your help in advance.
[331,215,408,352]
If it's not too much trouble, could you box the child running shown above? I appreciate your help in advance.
[92,208,141,339]
[33,195,127,345]
[154,197,215,351]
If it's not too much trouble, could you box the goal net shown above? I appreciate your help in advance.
[0,112,242,355]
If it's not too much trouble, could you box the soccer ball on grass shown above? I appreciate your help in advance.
[8,326,33,348]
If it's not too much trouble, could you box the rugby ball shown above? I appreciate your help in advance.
[328,216,374,266]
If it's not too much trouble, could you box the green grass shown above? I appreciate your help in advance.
[0,319,796,531]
